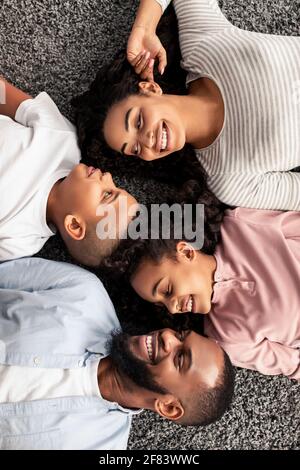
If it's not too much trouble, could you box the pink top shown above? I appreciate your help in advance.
[204,207,300,380]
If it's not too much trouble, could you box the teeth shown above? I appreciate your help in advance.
[187,296,193,312]
[146,335,153,361]
[161,127,168,151]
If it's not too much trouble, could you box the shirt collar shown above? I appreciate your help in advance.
[211,251,236,304]
[213,250,235,282]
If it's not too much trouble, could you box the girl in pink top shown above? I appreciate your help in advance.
[106,190,300,381]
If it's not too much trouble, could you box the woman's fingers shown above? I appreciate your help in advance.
[157,47,167,75]
[135,51,151,74]
[129,45,165,79]
[130,50,146,67]
[140,59,155,81]
[129,50,154,79]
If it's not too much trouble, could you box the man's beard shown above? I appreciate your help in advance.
[107,330,167,395]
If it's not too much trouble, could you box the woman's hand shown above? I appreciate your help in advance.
[127,25,167,81]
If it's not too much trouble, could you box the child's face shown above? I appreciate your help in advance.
[60,163,138,236]
[103,88,186,162]
[130,243,216,315]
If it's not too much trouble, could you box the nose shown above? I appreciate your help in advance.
[103,171,114,185]
[140,129,155,149]
[160,329,181,356]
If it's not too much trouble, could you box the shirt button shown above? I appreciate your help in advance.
[33,357,40,365]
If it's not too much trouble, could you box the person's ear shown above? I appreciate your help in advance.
[64,215,86,241]
[176,241,196,262]
[154,396,184,421]
[138,81,163,96]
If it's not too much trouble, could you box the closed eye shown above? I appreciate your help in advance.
[137,111,142,130]
[132,143,141,156]
[175,350,184,370]
[132,112,143,156]
[164,285,172,297]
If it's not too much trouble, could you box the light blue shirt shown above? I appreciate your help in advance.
[0,257,141,450]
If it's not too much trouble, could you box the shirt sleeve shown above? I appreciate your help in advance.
[225,206,296,228]
[221,339,300,381]
[15,91,75,132]
[0,257,98,292]
[155,0,171,12]
[168,0,232,60]
[0,239,36,263]
[213,171,300,211]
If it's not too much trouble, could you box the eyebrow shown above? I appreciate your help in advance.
[152,278,163,297]
[185,331,193,371]
[187,348,192,371]
[125,108,132,132]
[121,108,133,155]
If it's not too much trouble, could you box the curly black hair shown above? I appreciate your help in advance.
[71,5,208,189]
[72,6,227,335]
[98,179,226,334]
[103,179,225,279]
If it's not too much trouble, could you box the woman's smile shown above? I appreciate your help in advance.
[160,122,170,152]
[103,89,186,162]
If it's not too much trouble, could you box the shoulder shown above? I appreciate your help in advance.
[15,92,76,133]
[47,260,108,295]
[1,257,103,293]
[223,207,285,228]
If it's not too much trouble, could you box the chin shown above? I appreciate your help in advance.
[202,304,212,315]
[66,163,82,180]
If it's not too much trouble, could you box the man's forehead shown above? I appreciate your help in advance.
[191,336,223,387]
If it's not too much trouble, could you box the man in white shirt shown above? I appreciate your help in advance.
[0,78,138,266]
[0,257,235,450]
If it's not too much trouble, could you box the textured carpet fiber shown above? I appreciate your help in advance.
[1,0,300,450]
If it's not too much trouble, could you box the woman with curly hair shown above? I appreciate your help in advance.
[103,179,300,382]
[73,0,300,210]
[72,6,207,189]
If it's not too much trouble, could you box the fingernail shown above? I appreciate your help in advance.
[160,67,165,75]
[149,59,154,68]
[145,51,150,59]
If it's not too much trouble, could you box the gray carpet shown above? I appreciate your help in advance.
[1,0,299,450]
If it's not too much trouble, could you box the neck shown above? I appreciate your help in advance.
[174,83,224,149]
[98,357,154,411]
[46,179,64,228]
[199,251,217,291]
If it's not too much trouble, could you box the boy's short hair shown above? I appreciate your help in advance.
[179,350,235,426]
